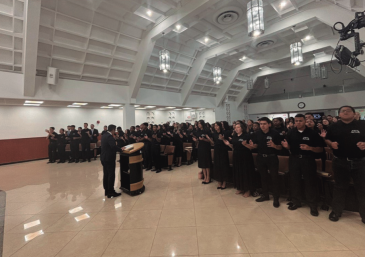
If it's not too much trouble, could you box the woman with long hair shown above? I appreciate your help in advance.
[207,122,230,189]
[224,121,256,197]
[246,119,254,134]
[193,120,212,184]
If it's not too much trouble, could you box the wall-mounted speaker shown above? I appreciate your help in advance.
[47,67,59,85]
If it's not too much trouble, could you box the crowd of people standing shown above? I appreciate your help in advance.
[45,105,365,224]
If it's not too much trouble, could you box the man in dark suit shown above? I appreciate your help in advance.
[90,124,99,143]
[101,124,125,198]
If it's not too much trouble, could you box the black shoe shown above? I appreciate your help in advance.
[146,168,151,171]
[75,160,79,163]
[329,211,340,222]
[221,187,226,190]
[47,161,54,164]
[107,192,121,198]
[88,159,91,162]
[287,202,293,206]
[362,219,365,224]
[288,204,302,210]
[273,199,280,208]
[310,207,319,217]
[68,160,74,163]
[156,170,162,173]
[256,195,270,202]
[151,169,156,171]
[217,187,222,189]
[57,161,62,164]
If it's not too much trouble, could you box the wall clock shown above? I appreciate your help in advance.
[298,102,306,109]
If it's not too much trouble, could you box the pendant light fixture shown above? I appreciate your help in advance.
[264,77,269,89]
[310,56,320,79]
[213,66,222,85]
[290,42,303,65]
[247,0,264,37]
[159,32,170,73]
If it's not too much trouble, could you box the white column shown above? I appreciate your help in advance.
[123,104,136,129]
[23,0,41,97]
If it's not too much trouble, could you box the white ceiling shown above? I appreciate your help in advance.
[0,0,364,105]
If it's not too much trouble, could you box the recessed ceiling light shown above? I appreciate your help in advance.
[101,106,113,109]
[204,37,209,43]
[294,62,301,66]
[134,105,140,107]
[280,1,287,7]
[24,103,40,106]
[146,10,152,16]
[73,103,88,106]
[25,100,43,104]
[172,24,188,33]
[136,107,146,110]
[197,108,206,110]
[183,108,191,110]
[67,105,80,108]
[108,104,122,107]
[145,106,156,108]
[305,35,311,41]
[175,24,181,30]
[163,69,168,73]
[239,56,246,62]
[156,108,165,110]
[174,109,182,110]
[166,107,176,109]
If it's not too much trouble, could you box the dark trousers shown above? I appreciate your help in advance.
[81,141,91,161]
[102,160,116,194]
[289,156,318,208]
[143,143,152,169]
[48,143,57,162]
[57,144,66,162]
[332,158,365,220]
[257,155,279,198]
[153,145,162,170]
[70,141,80,161]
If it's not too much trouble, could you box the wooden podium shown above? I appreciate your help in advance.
[119,143,145,196]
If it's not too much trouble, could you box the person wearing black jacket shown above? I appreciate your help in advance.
[250,117,282,208]
[151,125,162,173]
[69,125,81,163]
[325,105,365,223]
[57,128,66,163]
[282,114,323,216]
[46,127,58,163]
[140,123,153,170]
[193,120,212,184]
[101,125,108,136]
[101,124,125,198]
[81,123,92,162]
[90,124,99,143]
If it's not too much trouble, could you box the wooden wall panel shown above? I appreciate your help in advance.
[0,137,49,165]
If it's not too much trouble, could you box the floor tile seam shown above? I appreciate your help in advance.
[257,203,301,253]
[313,222,353,251]
[98,229,119,257]
[148,209,164,257]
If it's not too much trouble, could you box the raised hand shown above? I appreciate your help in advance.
[218,134,224,140]
[357,142,365,150]
[267,139,276,148]
[223,139,230,146]
[319,129,327,138]
[300,144,311,151]
[331,142,339,149]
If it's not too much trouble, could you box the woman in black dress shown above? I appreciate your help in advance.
[224,122,256,197]
[173,123,185,167]
[208,122,230,189]
[193,120,212,184]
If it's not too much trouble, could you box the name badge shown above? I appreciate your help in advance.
[351,130,360,133]
[266,136,272,140]
[201,134,205,137]
[303,137,310,140]
[239,139,244,142]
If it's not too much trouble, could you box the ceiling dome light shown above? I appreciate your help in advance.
[146,10,152,16]
[280,1,287,7]
[290,42,303,65]
[175,24,181,30]
[247,0,264,37]
[204,37,209,43]
[305,35,311,41]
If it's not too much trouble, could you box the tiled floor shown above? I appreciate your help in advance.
[0,160,365,257]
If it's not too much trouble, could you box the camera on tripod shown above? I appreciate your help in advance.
[333,11,365,68]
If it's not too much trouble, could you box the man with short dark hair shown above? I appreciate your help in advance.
[46,127,58,163]
[327,115,334,125]
[282,114,323,216]
[135,125,141,138]
[69,125,81,163]
[101,124,125,198]
[81,123,92,162]
[90,124,99,143]
[101,125,108,136]
[325,105,365,224]
[57,128,66,164]
[250,117,282,208]
[140,123,153,170]
[305,113,315,121]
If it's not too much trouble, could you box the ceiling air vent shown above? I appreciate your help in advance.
[256,40,275,49]
[216,11,240,25]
